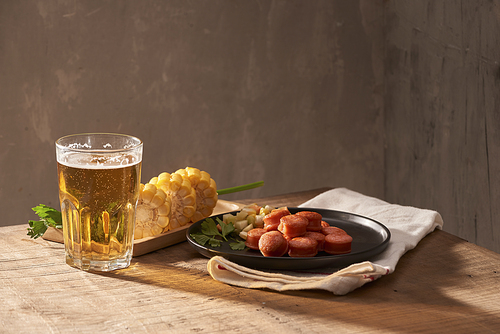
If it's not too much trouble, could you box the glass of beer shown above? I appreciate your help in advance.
[55,133,143,271]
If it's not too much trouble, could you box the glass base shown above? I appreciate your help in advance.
[66,254,132,272]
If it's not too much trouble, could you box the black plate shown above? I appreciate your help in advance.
[186,207,391,270]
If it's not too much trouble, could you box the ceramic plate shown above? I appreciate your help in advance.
[186,207,391,270]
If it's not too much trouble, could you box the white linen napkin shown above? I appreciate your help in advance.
[207,188,444,295]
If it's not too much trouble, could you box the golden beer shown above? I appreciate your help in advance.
[56,134,142,271]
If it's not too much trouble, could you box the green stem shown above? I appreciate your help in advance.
[217,181,264,196]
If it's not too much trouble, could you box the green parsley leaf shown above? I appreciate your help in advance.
[208,238,222,248]
[200,218,222,237]
[191,217,246,249]
[218,218,234,241]
[229,239,246,251]
[27,204,62,239]
[190,233,212,246]
[32,204,62,227]
[27,220,49,239]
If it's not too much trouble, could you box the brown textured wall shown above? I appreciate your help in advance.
[384,1,500,252]
[3,1,499,254]
[0,1,384,227]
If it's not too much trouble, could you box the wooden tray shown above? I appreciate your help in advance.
[42,200,243,257]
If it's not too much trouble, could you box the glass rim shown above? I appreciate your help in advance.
[55,132,143,154]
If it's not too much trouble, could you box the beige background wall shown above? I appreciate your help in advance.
[0,1,384,225]
[1,1,499,253]
[384,1,500,253]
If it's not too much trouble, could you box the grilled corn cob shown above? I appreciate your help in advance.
[175,167,218,223]
[134,183,171,239]
[150,172,197,230]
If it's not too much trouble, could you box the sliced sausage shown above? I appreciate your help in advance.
[263,208,291,232]
[278,214,308,238]
[288,237,318,257]
[296,211,323,232]
[244,228,267,250]
[303,231,326,252]
[324,232,353,255]
[259,231,289,257]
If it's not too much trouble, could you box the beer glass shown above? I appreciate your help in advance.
[56,133,143,271]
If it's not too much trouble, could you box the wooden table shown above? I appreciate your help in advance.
[2,188,500,333]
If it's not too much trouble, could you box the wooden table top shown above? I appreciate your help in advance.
[2,188,500,333]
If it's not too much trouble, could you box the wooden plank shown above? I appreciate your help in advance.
[3,189,500,332]
[3,219,500,331]
[236,187,332,207]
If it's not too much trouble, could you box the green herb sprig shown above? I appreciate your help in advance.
[190,217,246,251]
[27,204,63,239]
[190,217,232,247]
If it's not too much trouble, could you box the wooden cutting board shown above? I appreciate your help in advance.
[42,199,243,257]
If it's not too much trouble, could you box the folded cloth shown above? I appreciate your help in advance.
[207,188,444,295]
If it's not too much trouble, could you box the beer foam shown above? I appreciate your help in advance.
[59,152,140,169]
[67,142,117,149]
[68,143,92,149]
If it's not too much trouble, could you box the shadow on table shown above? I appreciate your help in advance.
[96,230,500,332]
[278,230,500,330]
